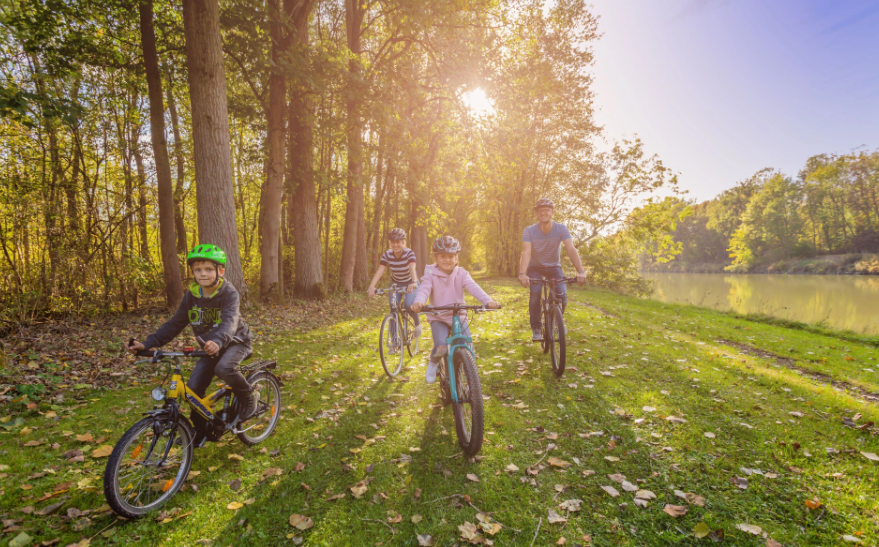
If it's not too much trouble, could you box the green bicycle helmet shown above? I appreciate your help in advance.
[186,244,227,267]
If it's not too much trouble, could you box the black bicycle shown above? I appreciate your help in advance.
[375,287,420,378]
[530,276,577,376]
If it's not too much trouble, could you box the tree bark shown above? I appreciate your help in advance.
[181,0,248,297]
[258,0,288,303]
[165,68,188,254]
[140,0,183,309]
[131,124,151,262]
[340,0,365,293]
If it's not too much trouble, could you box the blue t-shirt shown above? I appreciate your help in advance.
[522,222,572,267]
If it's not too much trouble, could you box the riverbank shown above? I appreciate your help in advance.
[643,253,879,275]
[1,280,877,546]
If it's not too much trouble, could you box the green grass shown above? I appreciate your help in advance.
[2,279,878,546]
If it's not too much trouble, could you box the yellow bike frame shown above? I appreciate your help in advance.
[166,368,234,422]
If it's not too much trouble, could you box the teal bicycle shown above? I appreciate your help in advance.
[421,303,500,455]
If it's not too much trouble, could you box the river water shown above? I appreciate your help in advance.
[643,272,879,335]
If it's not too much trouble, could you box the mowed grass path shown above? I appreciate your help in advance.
[2,279,878,546]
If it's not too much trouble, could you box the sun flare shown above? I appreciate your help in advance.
[461,87,495,117]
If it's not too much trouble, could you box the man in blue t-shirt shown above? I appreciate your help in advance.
[518,198,587,341]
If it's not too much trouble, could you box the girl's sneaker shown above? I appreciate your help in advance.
[427,346,448,384]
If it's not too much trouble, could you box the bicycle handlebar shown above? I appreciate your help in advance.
[528,276,579,285]
[374,287,407,295]
[421,304,502,312]
[128,338,210,360]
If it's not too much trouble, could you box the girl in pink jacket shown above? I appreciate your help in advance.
[411,236,499,383]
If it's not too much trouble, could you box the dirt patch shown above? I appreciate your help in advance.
[716,338,879,405]
[580,302,620,318]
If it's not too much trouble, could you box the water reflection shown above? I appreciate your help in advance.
[643,273,879,334]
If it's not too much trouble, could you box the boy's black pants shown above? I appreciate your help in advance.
[186,344,252,431]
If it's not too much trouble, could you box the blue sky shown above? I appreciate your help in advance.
[588,0,879,201]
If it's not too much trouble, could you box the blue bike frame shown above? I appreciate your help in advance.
[445,314,474,404]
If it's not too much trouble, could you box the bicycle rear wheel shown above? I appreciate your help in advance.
[379,314,404,378]
[237,371,282,446]
[451,348,484,455]
[549,306,566,376]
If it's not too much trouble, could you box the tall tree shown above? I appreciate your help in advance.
[339,0,365,293]
[138,0,183,309]
[181,0,248,295]
[287,0,325,299]
[257,0,290,302]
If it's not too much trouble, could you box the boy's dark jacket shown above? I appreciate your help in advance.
[144,280,252,351]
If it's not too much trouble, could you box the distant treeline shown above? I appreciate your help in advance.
[642,150,879,274]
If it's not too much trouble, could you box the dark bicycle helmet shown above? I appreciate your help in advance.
[186,244,227,267]
[534,198,555,210]
[432,235,461,254]
[388,228,406,241]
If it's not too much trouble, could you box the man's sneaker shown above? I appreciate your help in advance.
[532,329,543,342]
[414,324,423,338]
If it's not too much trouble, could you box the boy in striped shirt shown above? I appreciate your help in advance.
[368,229,423,349]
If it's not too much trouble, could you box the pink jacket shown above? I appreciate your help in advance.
[414,264,492,326]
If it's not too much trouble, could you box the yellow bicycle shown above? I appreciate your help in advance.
[102,342,282,518]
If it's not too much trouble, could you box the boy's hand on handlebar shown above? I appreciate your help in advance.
[367,287,376,297]
[485,301,500,309]
[517,273,529,288]
[127,340,145,354]
[411,302,423,313]
[204,340,220,355]
[576,273,587,286]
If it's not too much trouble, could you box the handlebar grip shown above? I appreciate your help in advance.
[135,349,155,357]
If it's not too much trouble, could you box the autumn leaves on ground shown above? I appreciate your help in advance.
[2,279,878,547]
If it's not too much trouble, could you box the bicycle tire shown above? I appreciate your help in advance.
[549,306,566,376]
[451,348,485,455]
[237,371,282,446]
[542,307,551,354]
[103,416,194,519]
[405,314,420,358]
[379,314,403,378]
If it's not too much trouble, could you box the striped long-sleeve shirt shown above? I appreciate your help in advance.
[380,248,416,284]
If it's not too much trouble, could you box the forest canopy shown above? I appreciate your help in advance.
[1,0,684,322]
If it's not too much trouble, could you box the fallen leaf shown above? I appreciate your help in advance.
[861,452,879,462]
[458,521,482,542]
[505,464,519,472]
[736,523,762,535]
[600,485,620,497]
[547,509,567,524]
[635,490,656,500]
[666,416,687,424]
[9,533,32,547]
[294,462,306,472]
[548,457,571,468]
[842,535,863,544]
[228,478,241,492]
[350,482,368,498]
[805,498,822,510]
[261,468,283,481]
[607,473,626,483]
[417,534,434,546]
[621,481,638,492]
[227,502,243,510]
[767,539,783,547]
[228,454,244,461]
[289,514,314,530]
[663,505,688,517]
[91,446,113,458]
[704,432,716,439]
[559,499,583,512]
[76,433,93,443]
[693,522,710,538]
[466,473,480,482]
[411,514,423,524]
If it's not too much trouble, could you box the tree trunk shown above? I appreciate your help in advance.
[287,0,324,299]
[257,0,288,303]
[166,68,188,254]
[410,193,428,277]
[140,0,183,309]
[340,0,365,293]
[181,0,247,297]
[131,124,151,262]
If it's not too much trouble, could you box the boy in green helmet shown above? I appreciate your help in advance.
[128,245,254,445]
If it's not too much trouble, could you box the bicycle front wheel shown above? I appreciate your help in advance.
[451,347,485,455]
[405,315,420,358]
[549,306,566,376]
[103,416,194,518]
[379,314,403,378]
